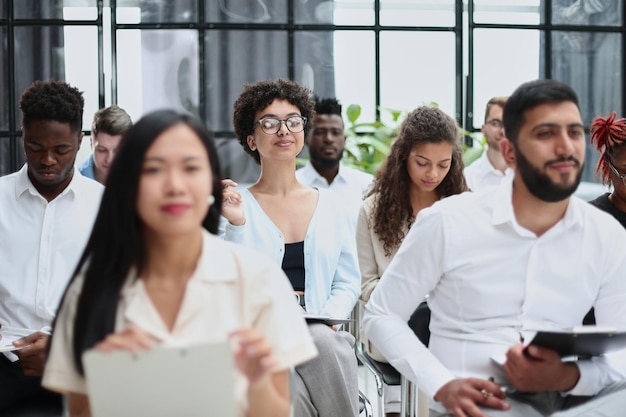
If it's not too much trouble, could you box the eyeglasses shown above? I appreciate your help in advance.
[486,119,504,129]
[608,159,626,186]
[254,116,307,135]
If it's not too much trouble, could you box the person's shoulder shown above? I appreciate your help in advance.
[73,171,104,193]
[573,195,626,235]
[203,231,284,277]
[341,165,374,182]
[0,170,19,186]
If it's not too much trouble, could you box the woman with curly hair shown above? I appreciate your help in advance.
[356,105,468,417]
[222,79,361,417]
[589,112,626,228]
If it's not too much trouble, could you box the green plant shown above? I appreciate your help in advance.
[342,104,405,175]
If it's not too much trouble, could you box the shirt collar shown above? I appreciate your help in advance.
[14,164,82,202]
[120,230,237,340]
[300,160,348,186]
[491,175,583,231]
[477,151,513,177]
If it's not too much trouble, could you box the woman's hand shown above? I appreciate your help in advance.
[221,179,246,226]
[94,325,154,353]
[230,327,276,387]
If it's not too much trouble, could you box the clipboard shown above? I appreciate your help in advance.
[304,315,353,326]
[526,327,626,358]
[83,341,237,417]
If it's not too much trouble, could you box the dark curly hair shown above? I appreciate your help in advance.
[19,80,84,133]
[314,96,342,118]
[368,106,468,256]
[232,79,315,164]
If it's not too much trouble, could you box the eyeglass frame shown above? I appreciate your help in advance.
[608,158,626,186]
[253,116,308,135]
[486,119,504,129]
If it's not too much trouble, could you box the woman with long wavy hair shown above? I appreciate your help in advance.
[356,106,468,417]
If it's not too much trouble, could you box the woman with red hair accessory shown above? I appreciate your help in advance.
[589,112,626,228]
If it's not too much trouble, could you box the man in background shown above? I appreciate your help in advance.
[0,80,103,414]
[296,97,373,227]
[78,104,132,185]
[464,96,513,191]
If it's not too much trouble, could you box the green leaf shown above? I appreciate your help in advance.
[462,147,484,166]
[346,104,362,124]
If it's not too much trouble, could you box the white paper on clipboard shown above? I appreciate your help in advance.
[83,341,237,417]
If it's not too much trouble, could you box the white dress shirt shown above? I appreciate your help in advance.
[0,165,103,348]
[363,176,626,412]
[463,150,513,191]
[296,161,373,230]
[44,230,317,416]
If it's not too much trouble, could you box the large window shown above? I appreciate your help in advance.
[1,0,623,183]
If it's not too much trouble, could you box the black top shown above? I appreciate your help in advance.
[588,193,626,229]
[282,241,305,292]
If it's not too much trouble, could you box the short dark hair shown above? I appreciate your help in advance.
[53,110,223,375]
[232,79,315,164]
[19,80,84,134]
[503,79,579,144]
[91,104,133,137]
[314,96,342,117]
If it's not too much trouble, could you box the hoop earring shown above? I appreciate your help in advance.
[207,195,215,206]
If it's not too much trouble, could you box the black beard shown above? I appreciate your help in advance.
[515,146,583,202]
[310,153,343,169]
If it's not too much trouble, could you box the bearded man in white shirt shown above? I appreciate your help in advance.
[363,79,626,417]
[0,80,103,414]
[464,96,514,191]
[296,97,373,228]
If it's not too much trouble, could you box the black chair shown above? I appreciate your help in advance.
[355,300,431,417]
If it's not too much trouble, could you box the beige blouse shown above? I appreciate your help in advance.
[43,230,318,417]
[356,195,411,361]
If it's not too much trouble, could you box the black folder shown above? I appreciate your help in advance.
[526,327,626,358]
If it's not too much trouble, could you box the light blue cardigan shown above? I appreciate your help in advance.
[223,188,361,319]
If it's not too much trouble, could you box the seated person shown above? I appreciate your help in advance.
[43,110,317,417]
[588,111,626,228]
[357,105,468,416]
[78,104,132,185]
[222,79,361,417]
[363,79,626,417]
[0,80,103,414]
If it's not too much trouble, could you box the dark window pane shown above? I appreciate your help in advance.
[117,0,197,24]
[0,0,7,18]
[14,0,63,19]
[380,32,457,119]
[381,0,454,26]
[473,0,540,25]
[117,29,199,121]
[0,138,10,176]
[204,30,288,133]
[472,28,540,129]
[552,31,621,182]
[205,0,287,24]
[552,0,621,26]
[14,26,66,127]
[0,27,8,131]
[293,31,336,98]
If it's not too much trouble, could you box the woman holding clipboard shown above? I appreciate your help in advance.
[43,110,317,417]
